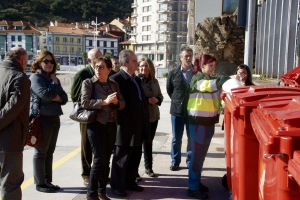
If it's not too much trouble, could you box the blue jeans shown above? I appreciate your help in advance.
[170,115,191,166]
[188,124,214,190]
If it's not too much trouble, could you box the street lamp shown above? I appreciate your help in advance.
[91,17,105,49]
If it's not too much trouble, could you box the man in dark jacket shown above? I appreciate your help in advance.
[109,49,150,197]
[166,46,193,171]
[0,47,31,200]
[70,48,102,187]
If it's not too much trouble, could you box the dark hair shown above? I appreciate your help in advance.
[199,54,217,66]
[31,50,57,74]
[236,64,255,86]
[93,56,112,69]
[193,58,201,74]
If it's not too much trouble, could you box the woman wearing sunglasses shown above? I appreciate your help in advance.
[29,51,68,193]
[81,57,125,200]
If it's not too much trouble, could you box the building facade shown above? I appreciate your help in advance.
[0,20,40,63]
[131,0,188,69]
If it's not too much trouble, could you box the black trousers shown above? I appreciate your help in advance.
[143,120,158,170]
[87,122,116,196]
[110,145,142,190]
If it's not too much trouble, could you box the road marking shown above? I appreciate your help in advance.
[21,146,81,190]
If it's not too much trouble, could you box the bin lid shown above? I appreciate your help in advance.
[252,98,300,136]
[224,85,300,113]
[288,151,300,185]
[250,98,300,154]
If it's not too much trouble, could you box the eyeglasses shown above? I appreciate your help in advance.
[42,59,55,64]
[94,65,106,70]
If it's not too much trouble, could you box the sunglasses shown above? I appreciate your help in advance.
[42,59,55,64]
[94,65,107,70]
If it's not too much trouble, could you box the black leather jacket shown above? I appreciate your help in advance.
[166,66,190,116]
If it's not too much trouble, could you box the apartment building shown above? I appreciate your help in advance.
[0,20,40,62]
[131,0,188,69]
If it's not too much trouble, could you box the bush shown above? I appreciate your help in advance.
[162,72,168,78]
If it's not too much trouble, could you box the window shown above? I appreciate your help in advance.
[63,37,67,43]
[63,46,67,54]
[89,40,93,46]
[70,38,74,43]
[142,25,151,31]
[0,26,7,30]
[77,38,81,44]
[104,41,107,47]
[16,26,22,30]
[111,41,114,47]
[97,40,100,47]
[70,47,74,54]
[77,47,81,53]
[11,36,15,41]
[48,37,52,43]
[142,35,151,41]
[55,37,60,43]
[143,6,151,12]
[43,39,46,43]
[18,35,22,41]
[142,16,151,22]
[55,46,60,53]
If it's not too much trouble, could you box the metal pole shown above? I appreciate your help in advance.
[244,0,257,71]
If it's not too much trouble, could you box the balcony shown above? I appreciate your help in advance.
[158,7,177,13]
[158,18,177,24]
[131,3,137,8]
[131,12,138,17]
[158,0,177,3]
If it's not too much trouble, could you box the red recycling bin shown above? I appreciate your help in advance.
[281,65,300,87]
[288,151,300,188]
[250,99,300,200]
[222,86,300,200]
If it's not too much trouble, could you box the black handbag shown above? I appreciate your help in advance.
[69,82,97,123]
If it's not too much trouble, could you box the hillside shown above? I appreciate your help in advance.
[0,0,132,26]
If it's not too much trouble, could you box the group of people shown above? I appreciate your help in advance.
[70,49,163,200]
[167,47,254,199]
[0,45,254,200]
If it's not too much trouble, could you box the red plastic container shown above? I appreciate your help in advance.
[288,151,300,187]
[222,86,300,200]
[281,65,300,87]
[250,99,300,199]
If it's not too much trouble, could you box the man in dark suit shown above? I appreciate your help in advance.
[70,48,102,187]
[109,50,150,197]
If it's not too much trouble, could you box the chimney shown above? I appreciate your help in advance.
[55,20,58,26]
[75,22,79,28]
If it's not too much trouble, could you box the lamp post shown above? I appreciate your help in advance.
[91,17,106,49]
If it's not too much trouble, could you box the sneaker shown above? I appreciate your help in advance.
[145,169,156,177]
[187,189,208,199]
[199,183,209,192]
[170,165,179,171]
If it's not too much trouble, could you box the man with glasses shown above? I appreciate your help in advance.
[166,46,193,171]
[70,48,102,187]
